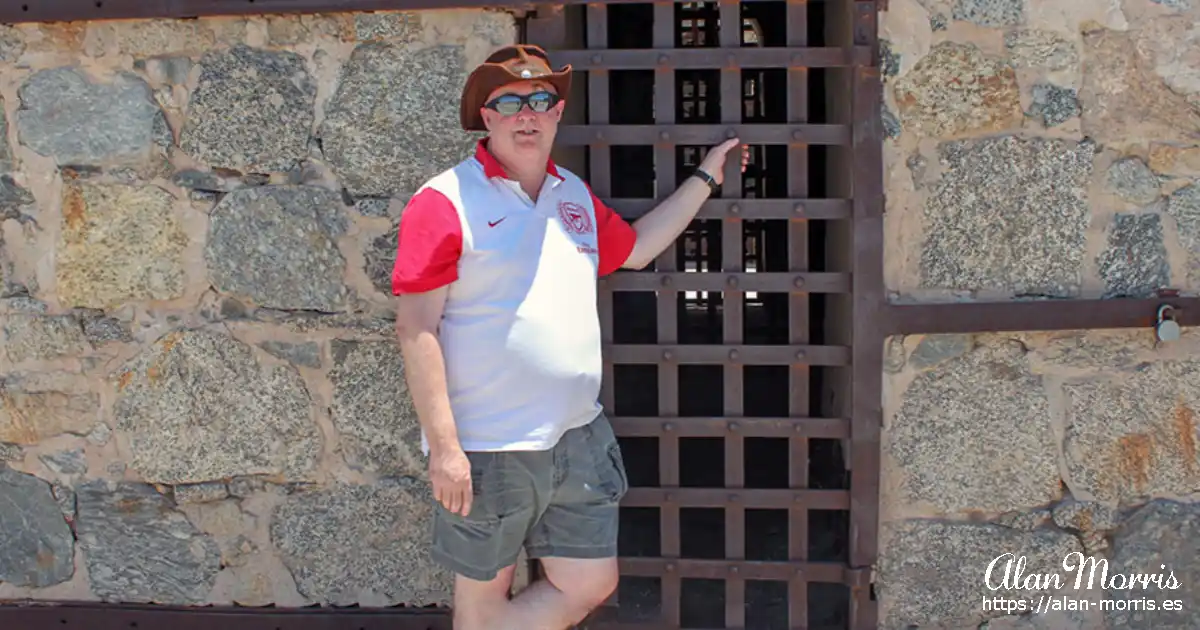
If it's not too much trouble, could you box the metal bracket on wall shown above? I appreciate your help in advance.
[883,296,1200,336]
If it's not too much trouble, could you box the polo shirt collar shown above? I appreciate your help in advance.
[475,139,562,181]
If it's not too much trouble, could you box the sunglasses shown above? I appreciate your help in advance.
[484,90,562,116]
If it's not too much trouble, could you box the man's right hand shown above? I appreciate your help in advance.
[429,446,473,517]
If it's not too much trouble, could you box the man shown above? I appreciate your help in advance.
[391,44,747,630]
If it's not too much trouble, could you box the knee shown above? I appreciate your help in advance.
[558,563,619,610]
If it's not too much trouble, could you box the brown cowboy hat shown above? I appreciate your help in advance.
[460,44,572,132]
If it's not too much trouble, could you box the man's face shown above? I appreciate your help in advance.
[480,80,564,159]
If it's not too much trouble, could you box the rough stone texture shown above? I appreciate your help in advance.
[1104,501,1200,628]
[877,520,1081,629]
[886,339,1060,513]
[951,0,1023,27]
[920,136,1094,297]
[270,478,451,606]
[0,176,34,221]
[77,309,134,344]
[1150,0,1192,8]
[258,340,322,369]
[1106,157,1162,205]
[1028,83,1079,127]
[1062,357,1200,506]
[353,197,391,218]
[328,340,422,476]
[180,46,317,173]
[76,480,221,604]
[892,42,1022,138]
[172,169,269,194]
[1051,497,1119,533]
[113,329,321,484]
[320,43,479,198]
[353,12,423,42]
[1097,213,1170,298]
[908,334,972,369]
[1004,29,1079,70]
[1,314,90,363]
[174,482,230,504]
[0,376,100,445]
[881,104,901,139]
[0,25,24,63]
[880,39,901,77]
[0,467,75,588]
[1148,143,1200,178]
[1079,27,1200,147]
[15,68,169,166]
[89,18,247,58]
[205,186,350,312]
[1165,184,1200,285]
[0,104,12,173]
[39,448,88,475]
[56,181,188,309]
[364,222,399,295]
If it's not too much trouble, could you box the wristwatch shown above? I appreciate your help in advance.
[692,168,720,196]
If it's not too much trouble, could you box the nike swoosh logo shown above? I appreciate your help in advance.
[488,217,506,227]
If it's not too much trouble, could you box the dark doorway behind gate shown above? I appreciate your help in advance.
[527,1,881,627]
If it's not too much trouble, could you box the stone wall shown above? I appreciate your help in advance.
[0,10,516,607]
[877,0,1200,627]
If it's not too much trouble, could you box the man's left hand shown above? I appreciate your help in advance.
[698,138,750,185]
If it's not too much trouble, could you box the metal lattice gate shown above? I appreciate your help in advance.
[527,2,882,628]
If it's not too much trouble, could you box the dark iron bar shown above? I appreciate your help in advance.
[602,271,849,293]
[608,415,851,438]
[556,123,850,145]
[623,487,851,510]
[608,344,849,365]
[619,558,847,582]
[607,197,851,220]
[884,296,1200,335]
[0,603,452,630]
[550,45,873,69]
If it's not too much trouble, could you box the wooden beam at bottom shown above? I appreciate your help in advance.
[884,296,1200,336]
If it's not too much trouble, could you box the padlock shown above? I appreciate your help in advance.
[1156,305,1181,343]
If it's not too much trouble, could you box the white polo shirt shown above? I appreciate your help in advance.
[391,139,637,452]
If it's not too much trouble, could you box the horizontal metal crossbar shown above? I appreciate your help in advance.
[0,603,451,629]
[607,198,851,221]
[885,296,1200,335]
[623,488,850,510]
[619,558,848,583]
[602,272,850,293]
[608,344,849,366]
[1,0,854,23]
[556,124,851,146]
[609,416,850,439]
[550,46,874,70]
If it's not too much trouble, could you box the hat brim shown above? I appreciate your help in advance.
[460,64,572,132]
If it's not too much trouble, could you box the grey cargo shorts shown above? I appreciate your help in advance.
[430,412,629,582]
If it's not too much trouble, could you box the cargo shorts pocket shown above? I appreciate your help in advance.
[590,414,630,502]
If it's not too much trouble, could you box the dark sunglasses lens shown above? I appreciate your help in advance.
[528,92,554,112]
[493,96,524,115]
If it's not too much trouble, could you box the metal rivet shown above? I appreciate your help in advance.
[791,54,802,65]
[729,565,739,575]
[666,562,676,572]
[665,493,674,502]
[662,275,673,287]
[794,277,805,288]
[726,128,737,139]
[660,131,670,140]
[663,422,675,432]
[658,54,669,64]
[727,53,736,64]
[794,423,805,433]
[728,349,739,361]
[729,204,741,215]
[792,130,803,140]
[729,493,740,502]
[796,350,807,360]
[793,203,805,215]
[596,131,604,141]
[591,54,602,64]
[727,275,739,288]
[663,350,674,361]
[728,421,740,432]
[794,494,804,503]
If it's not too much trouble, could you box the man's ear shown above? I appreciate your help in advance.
[480,107,492,131]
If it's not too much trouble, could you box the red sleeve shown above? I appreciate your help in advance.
[391,188,463,294]
[589,187,636,276]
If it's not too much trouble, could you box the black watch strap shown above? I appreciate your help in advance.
[693,168,720,195]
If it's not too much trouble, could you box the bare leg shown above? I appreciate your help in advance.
[453,557,618,630]
[452,564,517,630]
